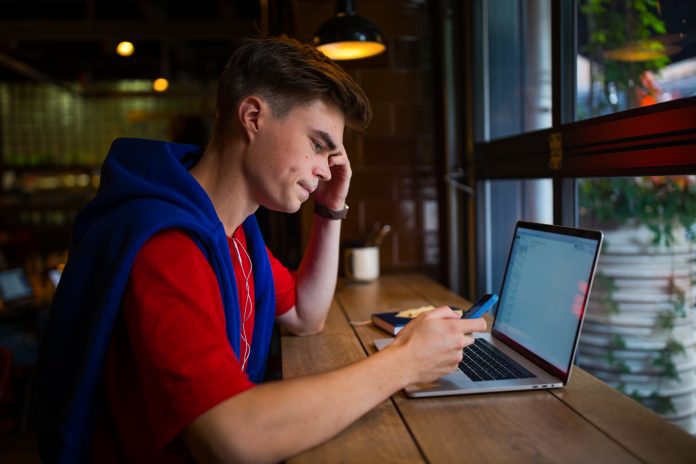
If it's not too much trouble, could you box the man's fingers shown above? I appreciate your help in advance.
[463,317,487,333]
[328,151,349,166]
[421,306,460,320]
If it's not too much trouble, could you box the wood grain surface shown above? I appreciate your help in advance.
[283,273,696,463]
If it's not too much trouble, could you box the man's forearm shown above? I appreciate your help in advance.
[185,308,485,463]
[185,344,412,464]
[293,214,342,334]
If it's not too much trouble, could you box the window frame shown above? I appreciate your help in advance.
[463,0,696,294]
[476,96,696,179]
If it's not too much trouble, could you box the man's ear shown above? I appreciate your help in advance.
[238,96,264,141]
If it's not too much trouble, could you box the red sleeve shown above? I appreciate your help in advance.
[123,229,254,450]
[266,246,296,316]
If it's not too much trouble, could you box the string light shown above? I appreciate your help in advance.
[116,41,135,57]
[152,78,169,92]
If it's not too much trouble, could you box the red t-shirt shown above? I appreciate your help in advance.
[92,227,296,463]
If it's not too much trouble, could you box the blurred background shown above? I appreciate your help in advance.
[0,0,443,279]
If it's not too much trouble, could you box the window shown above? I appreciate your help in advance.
[577,0,696,120]
[475,0,552,142]
[476,179,553,294]
[459,0,696,431]
[472,0,554,295]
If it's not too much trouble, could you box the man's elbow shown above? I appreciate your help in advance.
[293,319,325,336]
[189,437,276,464]
[186,411,279,464]
[280,304,329,336]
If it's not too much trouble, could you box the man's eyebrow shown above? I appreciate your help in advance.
[316,131,337,151]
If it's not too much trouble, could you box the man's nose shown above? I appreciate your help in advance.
[314,159,331,181]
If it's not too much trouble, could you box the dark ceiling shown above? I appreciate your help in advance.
[0,0,264,83]
[3,0,694,87]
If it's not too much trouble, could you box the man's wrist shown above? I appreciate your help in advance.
[380,342,418,389]
[313,202,349,220]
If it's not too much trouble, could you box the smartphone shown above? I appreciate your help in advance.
[451,293,498,319]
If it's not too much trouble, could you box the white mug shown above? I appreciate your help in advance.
[343,246,380,282]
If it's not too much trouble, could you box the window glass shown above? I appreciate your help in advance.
[476,0,552,141]
[577,176,696,433]
[577,0,696,120]
[478,179,553,295]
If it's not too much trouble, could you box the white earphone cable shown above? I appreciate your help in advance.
[232,237,254,372]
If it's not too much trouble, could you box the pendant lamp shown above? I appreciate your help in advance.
[313,0,386,61]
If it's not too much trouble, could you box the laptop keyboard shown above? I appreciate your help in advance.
[459,338,536,382]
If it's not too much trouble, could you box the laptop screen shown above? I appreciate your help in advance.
[493,223,602,375]
[0,268,34,303]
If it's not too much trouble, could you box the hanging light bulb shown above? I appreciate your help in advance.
[313,0,386,61]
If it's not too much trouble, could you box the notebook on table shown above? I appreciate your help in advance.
[374,221,603,398]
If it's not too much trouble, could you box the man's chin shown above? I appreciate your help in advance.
[265,201,303,214]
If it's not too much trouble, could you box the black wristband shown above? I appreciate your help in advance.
[313,202,349,220]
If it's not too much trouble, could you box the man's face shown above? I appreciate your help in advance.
[245,98,346,213]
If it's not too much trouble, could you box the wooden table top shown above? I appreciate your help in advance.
[282,273,696,463]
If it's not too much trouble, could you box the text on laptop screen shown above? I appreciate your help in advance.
[494,226,598,373]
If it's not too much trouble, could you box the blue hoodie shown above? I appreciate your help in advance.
[36,138,276,463]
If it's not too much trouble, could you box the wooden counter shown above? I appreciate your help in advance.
[282,273,696,463]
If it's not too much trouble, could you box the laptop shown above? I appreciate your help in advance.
[374,221,603,397]
[0,267,34,304]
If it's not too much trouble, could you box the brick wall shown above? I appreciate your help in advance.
[294,0,442,278]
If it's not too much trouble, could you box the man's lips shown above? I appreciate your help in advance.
[299,181,316,194]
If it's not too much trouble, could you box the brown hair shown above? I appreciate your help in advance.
[214,35,371,141]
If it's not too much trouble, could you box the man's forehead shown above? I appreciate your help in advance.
[301,98,344,121]
[298,100,345,146]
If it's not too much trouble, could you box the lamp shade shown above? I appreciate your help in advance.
[313,3,385,61]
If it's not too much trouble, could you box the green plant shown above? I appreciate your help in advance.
[579,176,696,245]
[609,334,627,349]
[652,338,686,381]
[629,390,677,415]
[580,0,670,116]
[617,383,677,415]
[594,272,620,314]
[580,176,695,424]
[604,350,632,374]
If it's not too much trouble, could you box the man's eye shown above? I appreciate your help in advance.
[312,140,322,152]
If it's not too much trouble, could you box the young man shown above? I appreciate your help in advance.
[37,36,486,463]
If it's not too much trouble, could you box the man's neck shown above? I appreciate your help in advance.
[189,139,258,236]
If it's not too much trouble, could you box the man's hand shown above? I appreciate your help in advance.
[313,150,351,211]
[388,306,487,385]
